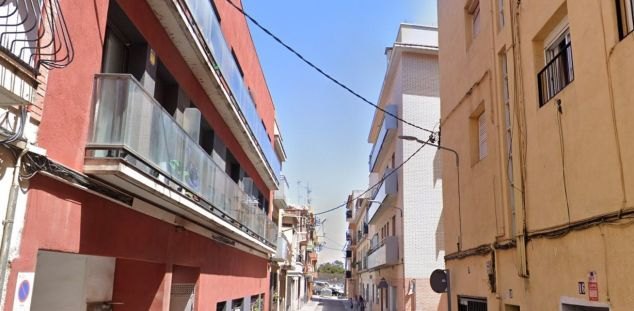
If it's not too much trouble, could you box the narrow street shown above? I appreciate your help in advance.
[301,296,348,311]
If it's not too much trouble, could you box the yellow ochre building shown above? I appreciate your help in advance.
[438,0,634,310]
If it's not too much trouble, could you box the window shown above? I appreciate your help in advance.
[391,216,395,236]
[538,28,573,106]
[478,113,488,160]
[500,52,510,104]
[616,0,634,39]
[458,296,487,311]
[471,1,481,38]
[231,298,243,311]
[498,0,505,29]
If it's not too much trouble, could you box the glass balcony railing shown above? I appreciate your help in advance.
[180,0,281,182]
[367,169,398,222]
[368,105,398,172]
[367,236,399,270]
[273,235,291,262]
[86,74,278,245]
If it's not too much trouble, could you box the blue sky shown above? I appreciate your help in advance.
[243,0,438,264]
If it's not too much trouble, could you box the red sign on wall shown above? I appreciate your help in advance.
[588,282,598,301]
[588,271,598,301]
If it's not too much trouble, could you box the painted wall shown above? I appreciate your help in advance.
[5,176,270,310]
[439,0,634,309]
[35,0,274,196]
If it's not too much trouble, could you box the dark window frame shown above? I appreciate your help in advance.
[458,296,487,311]
[616,0,634,39]
[538,29,573,107]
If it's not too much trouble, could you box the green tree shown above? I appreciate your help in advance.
[317,260,345,275]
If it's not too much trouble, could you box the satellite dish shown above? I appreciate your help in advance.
[430,269,448,293]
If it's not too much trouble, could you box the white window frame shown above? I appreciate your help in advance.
[478,112,488,160]
[544,27,573,99]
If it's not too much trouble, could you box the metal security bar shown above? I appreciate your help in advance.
[537,43,574,107]
[0,0,73,70]
[458,297,487,311]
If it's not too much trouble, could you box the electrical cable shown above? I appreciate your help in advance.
[224,0,436,135]
[555,100,572,225]
[0,106,27,144]
[315,141,428,216]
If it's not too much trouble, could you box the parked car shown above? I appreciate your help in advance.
[313,281,331,295]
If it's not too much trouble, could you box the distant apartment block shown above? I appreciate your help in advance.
[346,24,444,311]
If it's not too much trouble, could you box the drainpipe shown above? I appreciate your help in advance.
[0,145,28,299]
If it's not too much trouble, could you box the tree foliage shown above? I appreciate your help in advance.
[317,260,345,275]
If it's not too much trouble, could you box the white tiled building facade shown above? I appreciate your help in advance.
[356,24,444,311]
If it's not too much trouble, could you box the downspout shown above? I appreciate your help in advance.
[0,144,28,299]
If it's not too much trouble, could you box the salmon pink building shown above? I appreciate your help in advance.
[0,0,285,310]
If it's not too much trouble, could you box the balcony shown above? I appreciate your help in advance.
[84,74,277,249]
[367,236,399,270]
[145,0,280,188]
[367,169,398,223]
[274,175,288,210]
[368,105,398,172]
[538,42,574,107]
[272,235,292,263]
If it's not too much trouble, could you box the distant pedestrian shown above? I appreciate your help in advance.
[359,296,365,311]
[348,298,354,309]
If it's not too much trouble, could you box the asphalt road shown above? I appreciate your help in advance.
[311,296,348,311]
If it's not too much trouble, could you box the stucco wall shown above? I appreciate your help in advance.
[439,0,634,309]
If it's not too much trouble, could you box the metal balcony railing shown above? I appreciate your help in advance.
[86,74,277,245]
[538,43,574,107]
[0,0,74,70]
[180,0,280,182]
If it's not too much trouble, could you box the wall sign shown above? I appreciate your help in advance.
[578,282,585,295]
[12,272,34,311]
[588,271,598,301]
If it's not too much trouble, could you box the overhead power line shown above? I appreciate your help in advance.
[224,0,436,135]
[315,142,427,216]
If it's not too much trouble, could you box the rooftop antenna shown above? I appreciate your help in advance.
[306,183,312,205]
[296,180,303,205]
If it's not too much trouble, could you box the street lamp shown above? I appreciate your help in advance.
[398,135,464,252]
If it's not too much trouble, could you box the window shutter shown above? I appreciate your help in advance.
[478,113,488,160]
